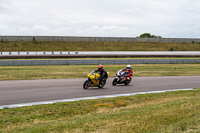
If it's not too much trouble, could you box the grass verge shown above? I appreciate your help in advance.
[0,88,200,132]
[1,41,200,51]
[0,64,200,80]
[1,57,200,60]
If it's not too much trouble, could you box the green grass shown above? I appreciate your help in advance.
[0,88,200,132]
[0,64,200,80]
[1,41,200,51]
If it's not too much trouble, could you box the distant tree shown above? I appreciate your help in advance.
[139,33,152,38]
[138,33,162,38]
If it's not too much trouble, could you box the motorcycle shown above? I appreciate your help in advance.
[112,69,132,86]
[83,70,109,89]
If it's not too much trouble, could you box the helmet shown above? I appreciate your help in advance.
[126,65,131,70]
[98,65,103,71]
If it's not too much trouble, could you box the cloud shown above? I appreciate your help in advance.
[0,0,12,11]
[0,0,200,38]
[74,25,130,37]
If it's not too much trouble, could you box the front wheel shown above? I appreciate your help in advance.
[83,80,90,89]
[112,78,118,86]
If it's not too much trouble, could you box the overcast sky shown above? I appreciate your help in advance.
[0,0,200,38]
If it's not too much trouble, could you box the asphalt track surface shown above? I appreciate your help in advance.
[1,76,200,106]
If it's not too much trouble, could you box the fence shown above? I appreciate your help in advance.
[0,36,200,51]
[1,36,200,42]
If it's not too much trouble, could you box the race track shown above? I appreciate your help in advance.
[1,76,200,106]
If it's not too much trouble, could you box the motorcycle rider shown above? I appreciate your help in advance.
[123,65,133,80]
[95,65,108,84]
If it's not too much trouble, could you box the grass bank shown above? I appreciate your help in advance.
[0,64,200,80]
[0,88,200,132]
[1,41,200,51]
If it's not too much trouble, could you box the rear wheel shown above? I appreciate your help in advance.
[112,78,118,86]
[98,80,106,88]
[124,78,132,85]
[83,80,90,89]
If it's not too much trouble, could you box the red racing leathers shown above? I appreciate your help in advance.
[123,68,133,80]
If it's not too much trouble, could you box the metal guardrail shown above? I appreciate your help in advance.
[1,51,200,59]
[0,59,200,66]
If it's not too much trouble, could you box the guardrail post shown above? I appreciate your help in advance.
[131,41,134,51]
[182,41,184,50]
[192,41,195,50]
[169,40,174,51]
[157,41,160,51]
[4,39,6,51]
[102,41,105,51]
[56,41,58,51]
[64,41,66,50]
[87,39,91,51]
[72,40,75,51]
[116,40,120,51]
[66,37,69,50]
[40,41,41,51]
[22,39,24,51]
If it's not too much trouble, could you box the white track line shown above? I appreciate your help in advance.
[0,88,194,109]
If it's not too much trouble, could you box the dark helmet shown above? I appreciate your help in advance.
[98,65,103,71]
[126,65,131,70]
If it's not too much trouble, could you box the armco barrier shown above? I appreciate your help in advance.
[0,59,200,66]
[1,51,200,59]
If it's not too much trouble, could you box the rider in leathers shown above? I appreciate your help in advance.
[95,65,108,84]
[123,64,133,80]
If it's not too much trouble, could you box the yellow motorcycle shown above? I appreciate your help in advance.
[83,70,109,89]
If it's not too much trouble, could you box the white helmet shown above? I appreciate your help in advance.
[126,65,131,70]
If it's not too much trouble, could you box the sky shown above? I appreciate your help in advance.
[0,0,200,38]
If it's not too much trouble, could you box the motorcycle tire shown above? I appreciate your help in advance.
[124,78,132,85]
[98,80,106,88]
[83,80,90,89]
[112,78,118,86]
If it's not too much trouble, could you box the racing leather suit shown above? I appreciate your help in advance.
[123,68,133,80]
[95,69,108,83]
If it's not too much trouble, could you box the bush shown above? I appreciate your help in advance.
[32,37,36,42]
[139,33,162,38]
[32,37,39,44]
[169,47,174,51]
